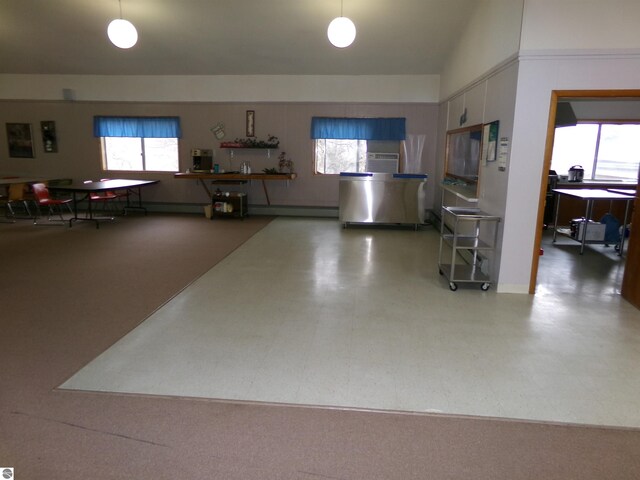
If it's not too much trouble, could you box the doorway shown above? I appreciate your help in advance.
[531,90,640,306]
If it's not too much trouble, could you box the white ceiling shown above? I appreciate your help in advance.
[0,0,479,75]
[567,99,640,121]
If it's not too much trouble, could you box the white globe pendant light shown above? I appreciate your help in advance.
[108,19,138,49]
[107,0,138,49]
[327,0,356,48]
[327,17,356,48]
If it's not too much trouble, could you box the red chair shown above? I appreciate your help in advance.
[100,178,128,212]
[84,180,118,215]
[32,182,73,224]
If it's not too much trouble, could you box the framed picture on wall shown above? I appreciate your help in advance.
[6,123,35,158]
[246,110,255,137]
[41,120,58,153]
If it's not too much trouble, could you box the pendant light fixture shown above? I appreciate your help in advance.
[107,0,138,49]
[327,0,356,48]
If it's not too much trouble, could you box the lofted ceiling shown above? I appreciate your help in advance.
[0,0,479,76]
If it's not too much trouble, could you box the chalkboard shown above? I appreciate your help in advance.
[445,124,482,184]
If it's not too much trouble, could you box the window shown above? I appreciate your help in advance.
[102,137,179,172]
[311,117,406,174]
[315,139,367,174]
[551,123,640,181]
[94,116,181,172]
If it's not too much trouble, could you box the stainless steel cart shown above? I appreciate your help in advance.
[438,206,500,291]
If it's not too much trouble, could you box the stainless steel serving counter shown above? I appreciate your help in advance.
[338,172,428,228]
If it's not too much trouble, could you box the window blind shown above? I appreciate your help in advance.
[310,117,406,141]
[93,116,182,138]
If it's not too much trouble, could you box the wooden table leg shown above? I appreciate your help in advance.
[197,179,212,198]
[261,180,271,206]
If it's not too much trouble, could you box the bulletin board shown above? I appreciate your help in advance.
[481,120,499,164]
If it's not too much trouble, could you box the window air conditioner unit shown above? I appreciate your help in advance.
[366,152,399,173]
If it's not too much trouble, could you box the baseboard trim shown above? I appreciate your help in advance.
[143,202,340,218]
[68,201,434,221]
[496,284,530,294]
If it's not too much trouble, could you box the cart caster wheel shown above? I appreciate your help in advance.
[481,283,490,291]
[449,282,458,291]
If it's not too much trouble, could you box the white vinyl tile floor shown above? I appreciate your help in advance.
[61,217,640,428]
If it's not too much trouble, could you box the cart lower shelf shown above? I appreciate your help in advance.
[438,263,491,291]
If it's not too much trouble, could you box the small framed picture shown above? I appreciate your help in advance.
[41,120,58,153]
[6,123,35,158]
[246,110,255,137]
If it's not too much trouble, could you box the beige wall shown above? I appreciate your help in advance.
[437,0,640,293]
[498,54,640,293]
[521,0,640,52]
[0,74,440,103]
[0,100,439,209]
[435,60,520,287]
[439,0,524,99]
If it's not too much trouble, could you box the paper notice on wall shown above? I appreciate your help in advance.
[481,121,499,166]
[498,137,509,171]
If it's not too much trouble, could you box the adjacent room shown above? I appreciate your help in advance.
[1,1,640,479]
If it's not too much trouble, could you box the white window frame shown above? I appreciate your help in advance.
[101,137,179,173]
[551,122,640,181]
[314,138,368,174]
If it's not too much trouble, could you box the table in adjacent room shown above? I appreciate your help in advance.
[552,188,634,255]
[607,188,636,197]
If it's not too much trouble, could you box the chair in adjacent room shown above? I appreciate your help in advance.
[31,182,73,225]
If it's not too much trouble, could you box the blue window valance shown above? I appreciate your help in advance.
[311,117,406,141]
[93,116,182,138]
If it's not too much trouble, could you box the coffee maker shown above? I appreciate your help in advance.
[191,149,213,172]
[568,165,584,182]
